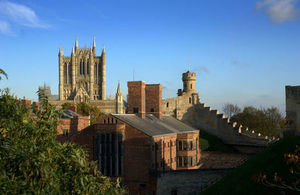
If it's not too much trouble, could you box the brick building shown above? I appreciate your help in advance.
[71,81,201,194]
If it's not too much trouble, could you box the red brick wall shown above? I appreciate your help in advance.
[145,84,162,119]
[127,81,146,118]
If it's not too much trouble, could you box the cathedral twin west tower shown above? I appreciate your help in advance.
[59,36,106,102]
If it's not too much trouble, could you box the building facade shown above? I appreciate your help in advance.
[39,37,125,114]
[70,81,201,194]
[59,36,106,102]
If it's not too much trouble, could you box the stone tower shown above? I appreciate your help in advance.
[58,36,106,102]
[182,71,196,93]
[115,81,124,114]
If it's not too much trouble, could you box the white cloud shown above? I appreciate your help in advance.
[0,1,49,28]
[0,20,10,34]
[256,0,300,23]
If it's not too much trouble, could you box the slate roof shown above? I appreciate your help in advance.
[112,114,198,137]
[56,109,81,119]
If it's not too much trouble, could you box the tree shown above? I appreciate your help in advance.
[0,68,8,81]
[231,106,284,137]
[0,89,125,194]
[222,103,241,118]
[61,102,75,110]
[76,102,103,125]
[254,145,300,194]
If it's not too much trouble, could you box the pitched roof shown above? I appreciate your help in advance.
[112,114,198,137]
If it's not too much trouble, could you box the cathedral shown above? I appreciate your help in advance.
[59,36,106,102]
[41,36,125,114]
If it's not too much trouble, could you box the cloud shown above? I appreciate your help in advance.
[256,0,300,23]
[0,1,49,29]
[192,66,209,74]
[0,20,10,34]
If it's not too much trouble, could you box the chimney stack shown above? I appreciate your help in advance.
[127,81,146,118]
[145,84,162,119]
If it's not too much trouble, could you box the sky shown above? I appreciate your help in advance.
[0,0,300,115]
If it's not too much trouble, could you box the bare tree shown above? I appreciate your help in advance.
[222,103,241,118]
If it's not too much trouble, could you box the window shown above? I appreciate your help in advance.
[178,141,182,151]
[151,108,154,112]
[189,141,193,150]
[184,157,188,167]
[189,97,192,104]
[166,102,169,107]
[133,107,139,113]
[190,84,192,89]
[183,141,187,150]
[62,129,69,136]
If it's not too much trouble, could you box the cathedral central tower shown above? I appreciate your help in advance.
[58,36,106,102]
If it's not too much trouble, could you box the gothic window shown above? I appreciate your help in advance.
[166,102,169,107]
[189,97,192,104]
[83,60,85,74]
[190,84,192,89]
[64,63,67,83]
[80,60,82,74]
[87,59,90,74]
[69,63,72,84]
[94,63,97,84]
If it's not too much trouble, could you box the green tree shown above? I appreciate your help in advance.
[0,89,125,194]
[61,102,75,110]
[0,68,8,81]
[77,102,103,125]
[231,106,284,137]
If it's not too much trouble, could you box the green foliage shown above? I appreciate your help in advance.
[76,102,103,125]
[199,130,235,153]
[0,68,8,81]
[61,102,75,110]
[0,90,125,194]
[201,136,300,195]
[231,106,284,137]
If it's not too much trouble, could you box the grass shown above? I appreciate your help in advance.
[200,136,300,195]
[199,130,236,153]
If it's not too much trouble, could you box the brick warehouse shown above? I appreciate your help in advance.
[70,81,201,194]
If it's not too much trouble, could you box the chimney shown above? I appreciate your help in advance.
[145,84,162,119]
[127,81,146,118]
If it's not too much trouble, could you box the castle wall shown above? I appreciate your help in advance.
[162,71,272,150]
[286,85,300,133]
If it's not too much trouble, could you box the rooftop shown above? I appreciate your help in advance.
[112,114,198,137]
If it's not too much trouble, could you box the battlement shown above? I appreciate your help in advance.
[182,71,196,81]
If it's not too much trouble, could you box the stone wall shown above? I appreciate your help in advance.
[156,169,232,195]
[285,85,300,134]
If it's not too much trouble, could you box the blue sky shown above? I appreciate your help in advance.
[0,0,300,115]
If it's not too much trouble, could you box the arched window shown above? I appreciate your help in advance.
[69,63,72,83]
[151,108,154,112]
[94,63,97,83]
[189,97,192,104]
[166,102,169,107]
[64,63,67,83]
[80,60,82,74]
[83,60,85,74]
[190,84,192,89]
[87,59,90,74]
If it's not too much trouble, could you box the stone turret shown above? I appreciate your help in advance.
[59,46,64,100]
[182,71,196,93]
[93,35,96,56]
[115,81,124,114]
[101,46,106,100]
